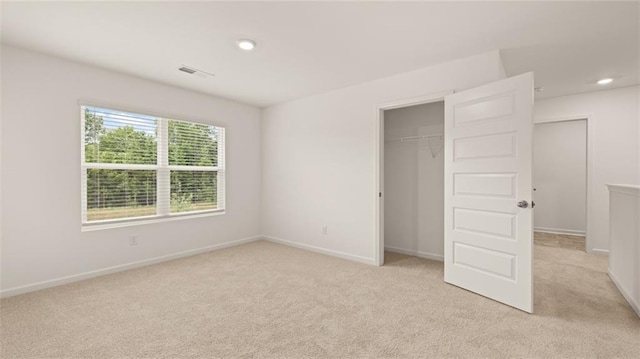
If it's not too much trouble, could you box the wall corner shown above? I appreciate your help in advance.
[496,49,508,80]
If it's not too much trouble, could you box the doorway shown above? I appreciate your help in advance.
[374,91,451,266]
[383,101,445,263]
[533,119,588,251]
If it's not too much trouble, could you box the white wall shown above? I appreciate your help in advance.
[261,51,506,262]
[534,86,640,254]
[607,185,640,317]
[0,46,262,295]
[533,120,587,235]
[0,45,3,289]
[384,102,444,259]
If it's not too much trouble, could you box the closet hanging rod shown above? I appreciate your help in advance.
[385,134,443,143]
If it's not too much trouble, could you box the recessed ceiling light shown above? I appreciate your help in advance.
[597,78,613,85]
[237,39,256,51]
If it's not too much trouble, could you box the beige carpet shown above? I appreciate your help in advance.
[1,240,639,358]
[534,231,586,251]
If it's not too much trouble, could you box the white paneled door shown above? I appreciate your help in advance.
[444,73,534,313]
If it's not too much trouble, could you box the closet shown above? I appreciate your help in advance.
[383,101,445,261]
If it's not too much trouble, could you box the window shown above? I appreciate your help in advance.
[81,105,225,226]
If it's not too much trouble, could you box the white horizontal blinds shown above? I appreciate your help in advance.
[216,127,226,210]
[81,105,224,225]
[82,106,159,223]
[85,169,157,221]
[168,120,219,167]
[156,118,170,216]
[169,170,217,213]
[84,107,157,165]
[167,119,223,213]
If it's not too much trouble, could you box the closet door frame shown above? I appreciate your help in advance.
[374,90,453,266]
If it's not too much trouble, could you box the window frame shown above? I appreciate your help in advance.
[80,102,226,230]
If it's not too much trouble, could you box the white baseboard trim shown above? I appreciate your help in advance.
[534,227,586,237]
[262,235,377,266]
[608,268,640,317]
[0,235,262,298]
[384,246,444,262]
[590,248,610,256]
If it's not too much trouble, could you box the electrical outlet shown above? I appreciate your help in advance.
[129,235,138,246]
[321,225,328,235]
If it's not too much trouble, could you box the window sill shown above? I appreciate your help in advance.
[81,210,226,232]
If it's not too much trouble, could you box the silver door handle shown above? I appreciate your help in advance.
[517,200,529,208]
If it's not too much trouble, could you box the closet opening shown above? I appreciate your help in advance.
[533,118,588,252]
[379,99,446,265]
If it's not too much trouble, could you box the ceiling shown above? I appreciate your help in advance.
[1,2,638,107]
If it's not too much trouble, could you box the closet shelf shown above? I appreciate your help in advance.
[385,134,443,143]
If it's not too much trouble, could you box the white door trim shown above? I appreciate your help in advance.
[533,115,593,253]
[373,90,453,266]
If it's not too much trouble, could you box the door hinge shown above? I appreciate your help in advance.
[379,192,382,198]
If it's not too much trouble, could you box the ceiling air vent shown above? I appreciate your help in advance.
[178,65,214,79]
[178,66,197,74]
